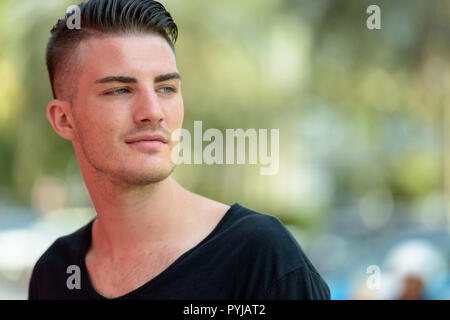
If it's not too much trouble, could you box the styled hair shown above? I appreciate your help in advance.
[46,0,178,100]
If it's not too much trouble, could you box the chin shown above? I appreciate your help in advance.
[117,164,176,186]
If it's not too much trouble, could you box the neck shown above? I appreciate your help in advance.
[81,164,189,261]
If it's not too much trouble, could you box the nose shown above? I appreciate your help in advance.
[132,86,164,126]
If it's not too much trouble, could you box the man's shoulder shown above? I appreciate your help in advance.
[220,204,330,299]
[31,219,93,275]
[226,204,313,270]
[28,220,94,299]
[229,204,298,245]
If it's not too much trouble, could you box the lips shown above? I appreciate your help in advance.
[125,133,169,151]
[125,133,169,144]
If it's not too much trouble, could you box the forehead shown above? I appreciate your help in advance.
[76,34,177,81]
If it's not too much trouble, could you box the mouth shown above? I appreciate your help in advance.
[125,134,169,151]
[126,140,166,151]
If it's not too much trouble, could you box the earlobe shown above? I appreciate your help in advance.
[46,99,76,141]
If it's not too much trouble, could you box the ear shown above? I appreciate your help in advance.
[46,99,76,141]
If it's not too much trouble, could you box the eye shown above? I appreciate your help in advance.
[104,88,131,96]
[157,86,176,94]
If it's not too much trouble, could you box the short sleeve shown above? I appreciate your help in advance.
[262,266,331,300]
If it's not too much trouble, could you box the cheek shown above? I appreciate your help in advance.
[166,98,184,128]
[73,94,128,152]
[76,111,123,148]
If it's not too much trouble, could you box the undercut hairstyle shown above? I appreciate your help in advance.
[46,0,178,101]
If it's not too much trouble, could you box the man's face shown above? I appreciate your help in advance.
[69,34,183,186]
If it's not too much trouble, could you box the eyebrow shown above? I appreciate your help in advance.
[155,72,181,83]
[95,73,181,84]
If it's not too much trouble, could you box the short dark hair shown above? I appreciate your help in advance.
[46,0,178,100]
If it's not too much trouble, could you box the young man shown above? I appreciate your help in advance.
[28,0,330,300]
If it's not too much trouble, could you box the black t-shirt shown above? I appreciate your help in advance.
[28,203,330,300]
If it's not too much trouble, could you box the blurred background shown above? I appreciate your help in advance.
[0,0,449,299]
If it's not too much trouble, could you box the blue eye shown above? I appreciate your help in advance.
[158,86,176,94]
[105,88,130,95]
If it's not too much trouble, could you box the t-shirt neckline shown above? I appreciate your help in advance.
[78,202,241,300]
